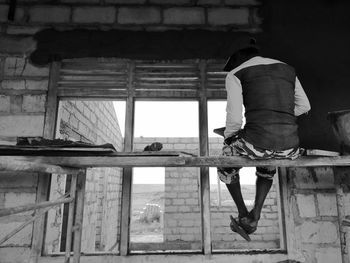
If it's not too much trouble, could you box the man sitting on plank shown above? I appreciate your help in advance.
[218,37,311,241]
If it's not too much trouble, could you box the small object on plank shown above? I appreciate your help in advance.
[144,142,163,152]
[213,127,225,137]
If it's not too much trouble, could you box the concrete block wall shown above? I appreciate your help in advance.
[0,0,261,35]
[0,56,49,262]
[45,100,123,253]
[287,167,343,263]
[134,137,281,250]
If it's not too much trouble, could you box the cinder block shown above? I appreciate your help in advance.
[0,172,38,188]
[164,8,205,25]
[300,221,338,244]
[61,0,99,3]
[208,8,249,25]
[7,26,37,36]
[198,0,221,5]
[315,247,342,263]
[106,0,146,3]
[25,79,49,90]
[317,193,337,216]
[173,199,185,205]
[118,7,161,24]
[0,5,9,22]
[224,0,260,5]
[292,167,335,189]
[22,94,46,113]
[22,62,49,77]
[4,57,25,76]
[73,7,116,24]
[296,194,317,218]
[0,95,10,112]
[29,6,71,23]
[149,0,192,4]
[0,115,44,136]
[0,222,32,246]
[4,192,36,208]
[10,95,22,113]
[1,79,25,90]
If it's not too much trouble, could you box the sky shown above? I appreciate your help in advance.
[113,100,256,185]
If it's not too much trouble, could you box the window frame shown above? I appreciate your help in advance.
[39,58,288,258]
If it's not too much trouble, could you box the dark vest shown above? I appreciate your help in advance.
[234,63,299,150]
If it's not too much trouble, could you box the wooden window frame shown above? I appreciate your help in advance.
[37,59,288,259]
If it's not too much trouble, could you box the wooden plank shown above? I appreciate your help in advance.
[0,197,74,217]
[58,89,128,98]
[199,60,211,255]
[334,167,350,263]
[29,174,51,263]
[120,61,135,256]
[0,156,80,174]
[58,89,225,100]
[73,170,87,263]
[4,155,350,169]
[275,169,287,250]
[43,61,61,139]
[64,174,78,263]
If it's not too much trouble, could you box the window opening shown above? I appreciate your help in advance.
[130,101,202,253]
[44,99,125,255]
[207,100,284,251]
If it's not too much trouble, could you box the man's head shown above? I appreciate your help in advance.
[223,37,259,72]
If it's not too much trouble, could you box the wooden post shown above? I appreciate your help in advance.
[64,174,78,263]
[198,60,211,255]
[73,170,87,263]
[43,61,61,139]
[120,61,135,256]
[334,167,350,263]
[29,175,50,263]
[30,61,61,263]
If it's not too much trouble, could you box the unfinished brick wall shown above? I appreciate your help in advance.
[133,137,281,250]
[0,56,49,262]
[0,1,261,36]
[287,167,343,263]
[45,100,124,253]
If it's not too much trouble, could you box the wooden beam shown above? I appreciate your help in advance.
[198,60,211,255]
[64,174,78,263]
[0,156,81,174]
[0,197,73,217]
[334,167,350,263]
[73,170,87,263]
[120,61,135,256]
[4,155,350,169]
[43,61,61,139]
[29,174,51,263]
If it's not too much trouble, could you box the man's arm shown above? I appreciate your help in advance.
[294,77,311,116]
[224,73,243,138]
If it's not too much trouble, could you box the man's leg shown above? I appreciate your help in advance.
[225,172,248,218]
[240,166,276,233]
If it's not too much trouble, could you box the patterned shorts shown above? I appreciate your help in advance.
[217,137,300,184]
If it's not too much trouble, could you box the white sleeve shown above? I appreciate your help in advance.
[224,73,243,138]
[294,76,311,116]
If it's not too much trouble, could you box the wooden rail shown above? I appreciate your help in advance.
[1,155,350,169]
